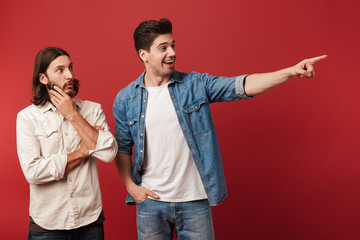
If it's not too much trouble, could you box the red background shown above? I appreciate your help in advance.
[1,0,359,239]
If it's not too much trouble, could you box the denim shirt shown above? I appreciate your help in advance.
[113,70,252,206]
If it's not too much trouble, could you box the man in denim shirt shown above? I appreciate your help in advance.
[113,18,326,239]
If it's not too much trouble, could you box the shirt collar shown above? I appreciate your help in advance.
[134,70,183,88]
[39,98,82,113]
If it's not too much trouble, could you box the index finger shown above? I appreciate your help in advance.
[145,188,159,199]
[307,55,328,64]
[53,86,67,95]
[50,88,64,98]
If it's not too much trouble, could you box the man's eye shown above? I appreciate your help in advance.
[69,66,73,71]
[56,69,63,73]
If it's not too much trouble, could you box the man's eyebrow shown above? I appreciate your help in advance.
[157,40,175,47]
[53,62,73,69]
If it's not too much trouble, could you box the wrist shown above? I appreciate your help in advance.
[67,111,80,122]
[125,181,137,192]
[286,66,298,80]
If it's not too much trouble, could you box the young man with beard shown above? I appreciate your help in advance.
[17,47,117,239]
[113,18,326,239]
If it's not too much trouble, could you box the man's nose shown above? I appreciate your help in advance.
[167,47,176,57]
[65,68,74,79]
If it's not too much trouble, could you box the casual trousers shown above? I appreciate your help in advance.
[136,199,215,240]
[27,222,104,240]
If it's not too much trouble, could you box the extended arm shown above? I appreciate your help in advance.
[244,55,327,96]
[115,153,158,202]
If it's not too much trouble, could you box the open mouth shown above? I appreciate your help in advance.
[163,60,175,65]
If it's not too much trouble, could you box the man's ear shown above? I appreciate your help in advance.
[139,49,148,62]
[39,73,49,85]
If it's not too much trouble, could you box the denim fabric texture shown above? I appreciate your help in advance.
[136,199,214,240]
[113,71,252,206]
[27,222,104,240]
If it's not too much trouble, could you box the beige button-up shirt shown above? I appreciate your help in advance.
[16,99,117,230]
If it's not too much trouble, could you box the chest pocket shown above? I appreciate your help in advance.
[183,98,212,135]
[127,116,139,138]
[35,128,61,157]
[35,128,59,139]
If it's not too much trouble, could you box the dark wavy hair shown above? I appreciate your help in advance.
[31,47,79,106]
[133,18,172,59]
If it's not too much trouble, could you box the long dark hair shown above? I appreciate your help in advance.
[31,47,79,106]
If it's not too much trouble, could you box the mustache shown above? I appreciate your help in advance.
[45,79,79,98]
[63,80,74,88]
[46,80,76,98]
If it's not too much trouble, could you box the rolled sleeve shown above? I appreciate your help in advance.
[89,129,117,163]
[86,104,118,162]
[235,74,253,99]
[197,72,253,103]
[49,154,68,181]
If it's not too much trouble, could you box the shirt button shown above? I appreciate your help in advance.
[140,133,143,136]
[70,193,74,198]
[140,150,143,153]
[176,110,179,113]
[68,178,72,182]
[172,96,174,98]
[183,128,185,131]
[141,115,144,118]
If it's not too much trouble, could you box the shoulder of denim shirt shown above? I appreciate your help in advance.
[114,71,145,103]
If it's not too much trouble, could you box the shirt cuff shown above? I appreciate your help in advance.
[235,74,253,99]
[49,154,67,181]
[88,130,103,155]
[88,129,117,162]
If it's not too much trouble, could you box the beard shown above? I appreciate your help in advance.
[46,80,76,98]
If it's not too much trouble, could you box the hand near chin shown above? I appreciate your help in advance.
[50,86,77,120]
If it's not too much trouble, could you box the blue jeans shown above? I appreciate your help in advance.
[136,199,215,240]
[27,222,104,240]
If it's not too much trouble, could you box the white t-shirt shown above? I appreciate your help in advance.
[141,82,207,202]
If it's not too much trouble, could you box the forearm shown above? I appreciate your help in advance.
[244,67,293,96]
[65,146,89,174]
[244,55,327,96]
[68,112,99,150]
[115,153,136,189]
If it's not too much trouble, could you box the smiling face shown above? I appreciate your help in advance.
[39,55,76,97]
[139,33,176,82]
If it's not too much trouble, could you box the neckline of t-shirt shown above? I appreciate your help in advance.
[145,81,171,90]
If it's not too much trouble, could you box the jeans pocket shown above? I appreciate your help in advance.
[136,197,149,206]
